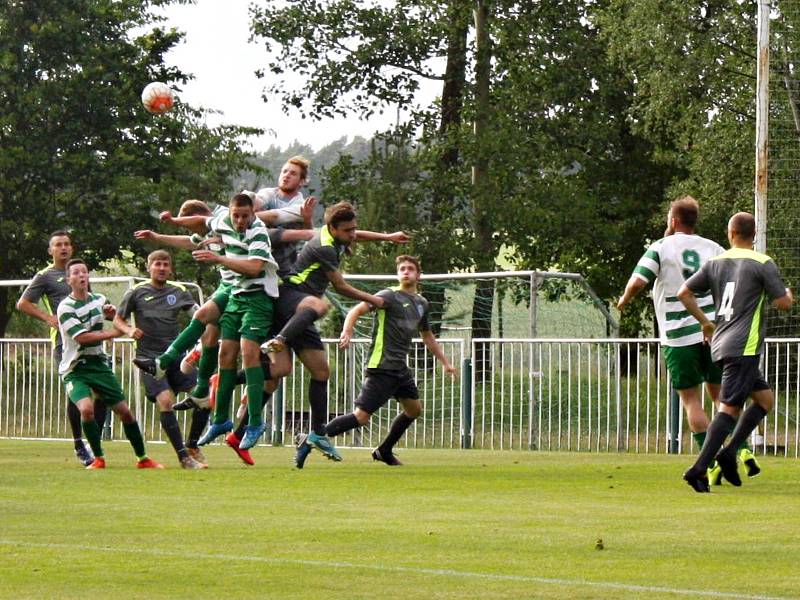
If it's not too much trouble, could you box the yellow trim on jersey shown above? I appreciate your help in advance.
[744,292,766,355]
[288,226,334,286]
[711,248,772,264]
[367,309,387,368]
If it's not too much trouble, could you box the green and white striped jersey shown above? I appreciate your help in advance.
[632,233,723,347]
[190,205,237,286]
[56,292,109,376]
[206,210,279,297]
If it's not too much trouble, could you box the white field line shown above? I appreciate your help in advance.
[0,540,792,600]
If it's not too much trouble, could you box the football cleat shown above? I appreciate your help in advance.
[738,448,761,478]
[372,448,403,466]
[715,449,742,487]
[75,444,94,467]
[86,457,106,470]
[707,463,724,486]
[683,467,710,493]
[225,432,254,466]
[197,420,233,446]
[307,432,342,462]
[239,423,267,450]
[294,432,312,469]
[172,396,210,411]
[260,336,286,363]
[179,455,207,470]
[133,357,166,379]
[136,457,165,469]
[187,447,207,466]
[180,347,202,374]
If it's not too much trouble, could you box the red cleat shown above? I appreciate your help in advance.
[86,457,106,470]
[137,457,165,469]
[225,432,254,466]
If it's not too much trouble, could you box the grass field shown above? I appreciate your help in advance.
[0,440,798,599]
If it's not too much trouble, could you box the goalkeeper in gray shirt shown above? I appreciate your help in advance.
[319,255,456,466]
[678,212,793,492]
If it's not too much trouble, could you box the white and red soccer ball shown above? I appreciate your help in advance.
[141,82,175,114]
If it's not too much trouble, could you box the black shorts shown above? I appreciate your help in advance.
[272,285,323,351]
[354,368,419,414]
[719,355,770,408]
[141,356,197,402]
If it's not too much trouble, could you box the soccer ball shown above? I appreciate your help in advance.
[141,82,175,114]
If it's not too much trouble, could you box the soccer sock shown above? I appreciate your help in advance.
[738,438,753,452]
[159,318,206,368]
[235,392,271,438]
[93,401,108,433]
[81,420,104,458]
[692,430,707,449]
[379,413,416,453]
[692,412,736,472]
[309,379,328,435]
[244,366,265,427]
[191,344,219,398]
[122,421,147,459]
[235,369,247,385]
[160,411,188,459]
[325,413,361,437]
[67,402,83,447]
[277,308,318,343]
[186,408,211,449]
[724,404,768,455]
[212,368,237,425]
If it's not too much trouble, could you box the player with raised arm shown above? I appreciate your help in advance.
[321,255,456,466]
[678,212,793,492]
[113,250,205,469]
[57,259,162,470]
[16,231,106,466]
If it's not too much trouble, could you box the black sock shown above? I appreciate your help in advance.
[309,379,328,435]
[379,414,416,453]
[186,407,211,449]
[724,404,768,454]
[278,308,319,343]
[260,360,271,380]
[692,412,736,472]
[160,412,188,459]
[235,369,246,385]
[93,401,108,433]
[67,402,83,448]
[326,413,361,437]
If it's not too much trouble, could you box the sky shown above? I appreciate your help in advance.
[155,0,402,152]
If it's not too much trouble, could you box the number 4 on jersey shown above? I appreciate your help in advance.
[719,281,735,321]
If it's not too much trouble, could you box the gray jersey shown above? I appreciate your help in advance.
[118,281,197,358]
[285,226,346,297]
[685,248,787,360]
[366,288,431,370]
[255,187,303,220]
[21,265,70,351]
[268,228,299,278]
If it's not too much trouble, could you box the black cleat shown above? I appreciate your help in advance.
[715,449,742,487]
[372,448,403,466]
[75,444,94,467]
[133,357,165,379]
[683,467,710,493]
[172,396,209,411]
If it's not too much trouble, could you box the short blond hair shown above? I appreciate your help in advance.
[178,199,212,217]
[147,249,172,267]
[286,155,310,180]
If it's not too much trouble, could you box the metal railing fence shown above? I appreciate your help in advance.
[1,337,798,456]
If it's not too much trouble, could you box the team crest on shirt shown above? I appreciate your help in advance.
[167,294,177,306]
[416,303,425,317]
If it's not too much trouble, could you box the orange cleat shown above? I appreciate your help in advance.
[136,457,165,469]
[86,457,106,470]
[225,432,254,466]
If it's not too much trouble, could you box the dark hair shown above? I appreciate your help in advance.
[729,212,756,240]
[66,258,86,273]
[49,230,71,242]
[670,196,699,229]
[230,193,254,208]
[324,201,356,228]
[178,199,212,217]
[396,254,421,273]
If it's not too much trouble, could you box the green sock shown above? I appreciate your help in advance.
[738,438,752,452]
[159,319,206,368]
[191,344,219,398]
[122,421,147,459]
[213,368,237,425]
[692,430,707,449]
[244,366,265,427]
[82,420,104,458]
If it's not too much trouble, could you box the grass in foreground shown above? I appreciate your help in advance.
[0,440,798,599]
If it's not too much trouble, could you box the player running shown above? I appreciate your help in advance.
[319,255,456,466]
[57,259,162,470]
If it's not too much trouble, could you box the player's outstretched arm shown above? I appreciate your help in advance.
[420,330,457,376]
[278,229,315,243]
[617,276,647,310]
[162,214,209,233]
[193,251,264,277]
[134,230,199,250]
[339,302,371,349]
[327,271,385,307]
[354,230,410,244]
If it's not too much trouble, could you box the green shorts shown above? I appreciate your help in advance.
[63,355,126,406]
[210,282,234,312]
[663,343,722,390]
[219,291,273,343]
